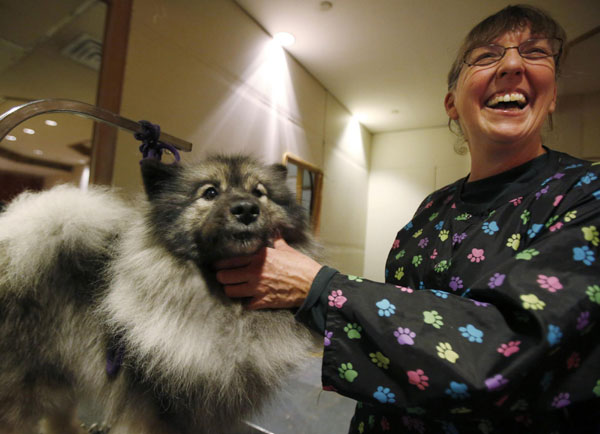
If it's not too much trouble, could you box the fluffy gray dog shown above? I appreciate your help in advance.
[0,155,317,434]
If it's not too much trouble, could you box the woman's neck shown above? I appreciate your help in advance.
[467,140,546,182]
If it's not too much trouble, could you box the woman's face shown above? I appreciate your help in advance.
[445,28,557,153]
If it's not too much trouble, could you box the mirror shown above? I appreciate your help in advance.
[282,152,323,235]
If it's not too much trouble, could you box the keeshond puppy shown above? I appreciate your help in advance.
[0,155,318,434]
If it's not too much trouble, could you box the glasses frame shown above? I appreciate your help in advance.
[463,38,563,67]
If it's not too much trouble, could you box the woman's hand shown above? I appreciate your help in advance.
[214,238,322,309]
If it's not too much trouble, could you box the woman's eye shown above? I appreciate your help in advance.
[202,187,219,200]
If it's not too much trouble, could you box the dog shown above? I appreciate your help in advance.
[0,155,318,434]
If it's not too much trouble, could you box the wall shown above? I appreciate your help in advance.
[111,0,371,275]
[363,126,470,280]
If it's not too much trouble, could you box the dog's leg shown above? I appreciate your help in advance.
[39,404,87,434]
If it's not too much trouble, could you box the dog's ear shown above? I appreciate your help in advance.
[269,163,288,181]
[140,159,181,200]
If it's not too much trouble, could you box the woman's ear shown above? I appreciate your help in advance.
[444,91,459,120]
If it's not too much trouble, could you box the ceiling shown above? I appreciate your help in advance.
[235,0,600,133]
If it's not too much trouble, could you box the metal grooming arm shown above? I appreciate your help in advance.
[0,99,193,152]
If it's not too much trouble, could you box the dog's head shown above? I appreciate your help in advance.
[141,155,310,264]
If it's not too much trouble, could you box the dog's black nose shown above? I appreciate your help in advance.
[230,201,260,225]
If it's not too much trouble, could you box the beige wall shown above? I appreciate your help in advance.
[111,0,371,274]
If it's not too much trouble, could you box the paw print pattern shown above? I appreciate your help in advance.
[547,324,563,346]
[564,210,577,222]
[552,392,571,409]
[520,209,531,224]
[394,267,405,280]
[344,323,362,339]
[436,342,459,363]
[423,310,443,328]
[468,248,485,263]
[586,285,600,304]
[394,327,416,345]
[488,273,505,289]
[348,275,364,282]
[482,221,499,235]
[449,276,463,291]
[418,237,429,248]
[412,255,423,266]
[516,248,540,260]
[583,226,600,246]
[369,351,390,369]
[459,324,483,343]
[506,234,521,250]
[338,363,358,382]
[485,374,508,391]
[537,275,563,292]
[373,386,396,403]
[407,369,429,390]
[497,341,521,357]
[439,229,450,241]
[328,290,347,308]
[376,299,396,317]
[434,259,450,272]
[573,246,595,266]
[445,381,470,399]
[521,294,546,310]
[594,380,600,397]
[324,330,333,346]
[576,311,590,330]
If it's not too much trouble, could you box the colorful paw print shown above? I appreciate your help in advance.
[459,324,483,343]
[369,351,390,369]
[586,285,600,304]
[527,223,544,239]
[453,232,467,245]
[564,210,577,222]
[407,369,429,390]
[521,294,546,310]
[435,220,444,230]
[551,392,571,409]
[547,324,563,346]
[439,229,450,241]
[482,221,499,235]
[576,172,598,186]
[344,323,362,339]
[506,234,521,251]
[582,226,600,246]
[488,272,505,289]
[436,342,459,363]
[394,267,405,280]
[348,275,363,282]
[485,374,508,391]
[577,311,591,330]
[324,330,333,346]
[338,363,358,382]
[497,341,521,357]
[537,274,563,292]
[328,290,347,308]
[412,255,423,266]
[413,229,423,238]
[449,276,463,291]
[431,289,449,299]
[445,381,470,399]
[516,248,540,260]
[418,237,429,248]
[567,352,581,370]
[373,386,396,403]
[428,212,439,221]
[468,248,485,263]
[376,299,396,317]
[423,310,443,329]
[434,259,450,272]
[520,209,531,224]
[455,212,471,221]
[593,380,600,397]
[394,327,416,345]
[395,249,406,259]
[573,246,595,266]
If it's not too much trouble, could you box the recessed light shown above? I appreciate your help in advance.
[23,128,35,135]
[273,32,295,47]
[5,135,16,141]
[33,149,43,156]
[45,120,58,126]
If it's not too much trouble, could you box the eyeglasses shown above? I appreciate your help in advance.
[463,38,563,67]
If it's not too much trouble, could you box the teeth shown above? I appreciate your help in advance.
[486,92,527,108]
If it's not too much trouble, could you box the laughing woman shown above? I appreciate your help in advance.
[216,5,600,433]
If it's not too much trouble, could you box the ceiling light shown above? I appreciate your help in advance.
[33,149,43,155]
[5,135,16,141]
[23,128,35,135]
[273,32,295,47]
[45,120,58,126]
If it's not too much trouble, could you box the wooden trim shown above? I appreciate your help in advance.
[90,0,133,185]
[282,152,323,235]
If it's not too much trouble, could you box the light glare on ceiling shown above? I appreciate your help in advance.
[5,135,16,141]
[23,128,35,135]
[33,149,43,155]
[273,32,295,47]
[45,120,58,126]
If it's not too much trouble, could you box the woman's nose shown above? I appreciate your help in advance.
[497,47,525,78]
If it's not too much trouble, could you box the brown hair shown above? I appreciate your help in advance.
[447,4,568,91]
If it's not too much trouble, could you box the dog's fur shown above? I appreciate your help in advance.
[0,155,317,434]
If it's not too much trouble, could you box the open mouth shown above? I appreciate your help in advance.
[485,92,528,111]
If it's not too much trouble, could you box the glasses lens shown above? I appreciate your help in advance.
[465,45,504,66]
[519,38,561,59]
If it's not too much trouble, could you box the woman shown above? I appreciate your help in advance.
[216,5,600,433]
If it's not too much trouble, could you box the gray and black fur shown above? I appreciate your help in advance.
[0,155,317,434]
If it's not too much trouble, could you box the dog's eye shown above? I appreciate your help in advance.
[253,184,267,198]
[202,187,219,200]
